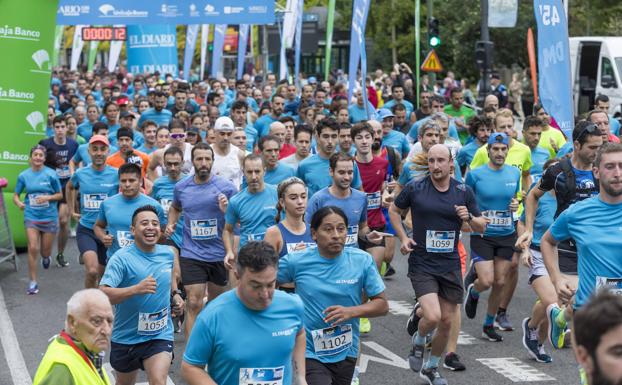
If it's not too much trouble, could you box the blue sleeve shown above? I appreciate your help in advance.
[277,253,294,284]
[352,163,362,189]
[401,137,410,158]
[453,160,463,182]
[448,122,459,141]
[70,171,80,189]
[408,122,419,142]
[296,162,305,181]
[172,183,181,210]
[456,148,466,168]
[72,149,82,164]
[183,314,215,366]
[156,202,167,227]
[224,199,238,226]
[360,194,368,223]
[97,200,107,224]
[99,253,125,288]
[15,173,25,195]
[398,163,410,186]
[306,195,320,225]
[464,169,476,191]
[363,253,385,297]
[50,174,62,193]
[549,209,571,242]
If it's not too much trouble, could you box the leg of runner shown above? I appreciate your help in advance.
[383,237,396,276]
[496,252,519,331]
[444,307,466,371]
[26,228,42,282]
[482,258,511,341]
[466,260,494,319]
[207,282,227,301]
[366,245,384,271]
[114,370,139,385]
[82,251,100,288]
[56,203,70,266]
[184,283,207,338]
[410,293,442,372]
[143,351,173,385]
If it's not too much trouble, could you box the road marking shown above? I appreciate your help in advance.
[0,285,31,385]
[388,300,413,316]
[458,331,478,345]
[476,357,556,382]
[359,341,409,373]
[104,363,176,385]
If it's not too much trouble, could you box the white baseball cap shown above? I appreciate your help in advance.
[214,116,235,132]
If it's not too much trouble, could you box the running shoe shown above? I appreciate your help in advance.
[360,317,371,334]
[408,340,426,372]
[27,281,39,295]
[495,311,514,331]
[384,263,396,277]
[482,325,503,342]
[536,345,553,363]
[380,262,387,276]
[443,352,466,371]
[407,302,421,336]
[419,366,448,385]
[463,283,478,319]
[56,253,69,267]
[546,304,566,349]
[522,317,541,361]
[42,256,51,269]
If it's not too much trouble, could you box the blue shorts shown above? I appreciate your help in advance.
[76,224,108,266]
[110,339,174,373]
[25,219,58,234]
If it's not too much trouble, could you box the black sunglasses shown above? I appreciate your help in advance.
[576,123,599,142]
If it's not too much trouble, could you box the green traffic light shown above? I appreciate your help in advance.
[429,36,441,47]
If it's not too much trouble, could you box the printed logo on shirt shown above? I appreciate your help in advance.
[272,327,297,337]
[336,278,359,285]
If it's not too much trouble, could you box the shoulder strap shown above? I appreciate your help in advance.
[559,158,576,201]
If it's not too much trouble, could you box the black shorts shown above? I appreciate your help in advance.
[306,357,357,385]
[470,233,517,262]
[358,225,386,250]
[110,339,173,373]
[76,224,108,266]
[58,179,69,205]
[179,257,228,286]
[558,240,578,275]
[408,269,464,304]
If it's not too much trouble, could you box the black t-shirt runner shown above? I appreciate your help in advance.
[38,137,79,185]
[395,176,480,274]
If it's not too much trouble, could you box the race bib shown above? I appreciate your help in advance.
[285,242,315,254]
[28,194,49,208]
[239,367,284,385]
[596,276,622,296]
[483,210,512,229]
[160,198,172,214]
[117,231,134,248]
[137,307,168,335]
[247,232,266,242]
[345,225,359,247]
[312,324,353,357]
[425,230,455,253]
[190,219,217,240]
[367,191,381,210]
[56,166,70,179]
[83,193,107,210]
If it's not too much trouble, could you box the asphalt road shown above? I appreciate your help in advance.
[0,236,580,385]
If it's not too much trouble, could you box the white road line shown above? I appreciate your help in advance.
[477,357,556,382]
[457,331,478,345]
[0,285,32,385]
[359,341,409,373]
[104,363,176,385]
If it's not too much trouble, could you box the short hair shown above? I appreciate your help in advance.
[279,116,295,125]
[118,163,141,178]
[390,103,406,114]
[350,122,374,139]
[338,122,352,133]
[532,102,545,115]
[52,115,65,126]
[163,146,183,160]
[168,118,186,131]
[450,87,463,96]
[191,142,214,161]
[231,100,248,112]
[116,127,134,140]
[329,152,354,170]
[153,90,167,99]
[294,124,313,140]
[494,108,515,126]
[315,117,339,136]
[141,120,158,131]
[419,120,441,137]
[156,126,169,136]
[574,290,622,358]
[131,205,159,226]
[92,122,108,135]
[236,241,279,274]
[242,153,265,169]
[587,108,609,123]
[594,142,622,168]
[595,94,610,104]
[522,116,544,132]
[467,115,492,136]
[102,101,118,114]
[65,289,111,330]
[430,95,446,106]
[429,112,450,125]
[572,120,601,145]
[258,135,279,151]
[271,94,284,103]
[310,206,348,231]
[391,84,404,93]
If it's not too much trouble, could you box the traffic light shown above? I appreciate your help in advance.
[428,17,440,48]
[475,40,494,70]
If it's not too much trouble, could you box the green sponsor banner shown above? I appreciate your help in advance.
[324,0,336,81]
[0,0,59,247]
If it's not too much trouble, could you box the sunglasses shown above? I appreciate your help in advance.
[170,133,186,139]
[576,123,599,142]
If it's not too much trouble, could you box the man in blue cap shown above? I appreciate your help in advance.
[377,108,411,158]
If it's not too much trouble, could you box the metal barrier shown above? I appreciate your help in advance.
[0,178,18,271]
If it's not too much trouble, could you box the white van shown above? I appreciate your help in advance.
[570,37,622,116]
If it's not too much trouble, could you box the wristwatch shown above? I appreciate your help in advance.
[171,289,182,297]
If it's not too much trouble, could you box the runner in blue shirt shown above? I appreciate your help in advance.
[94,163,166,261]
[348,88,377,123]
[522,116,551,184]
[136,120,159,155]
[137,91,173,128]
[383,85,415,119]
[76,104,100,140]
[255,95,284,137]
[100,205,183,385]
[224,154,279,267]
[71,122,119,170]
[66,135,119,288]
[377,109,411,158]
[13,145,63,295]
[456,115,492,175]
[182,241,306,385]
[464,133,520,343]
[277,206,388,385]
[541,143,622,351]
[166,142,237,338]
[256,135,296,185]
[297,117,362,197]
[230,100,257,151]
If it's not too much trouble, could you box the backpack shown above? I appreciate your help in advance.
[558,157,576,205]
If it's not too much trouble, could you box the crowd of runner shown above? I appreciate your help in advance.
[15,66,622,385]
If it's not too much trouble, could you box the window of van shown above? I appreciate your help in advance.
[601,57,618,88]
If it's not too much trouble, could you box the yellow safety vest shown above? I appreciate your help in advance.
[33,337,111,385]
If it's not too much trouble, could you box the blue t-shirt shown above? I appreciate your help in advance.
[137,108,172,127]
[151,175,184,247]
[530,146,551,183]
[307,187,368,248]
[172,175,237,262]
[70,165,119,229]
[456,141,481,169]
[15,167,61,222]
[97,193,166,258]
[255,114,279,138]
[225,185,278,249]
[136,143,157,155]
[610,116,620,136]
[394,176,480,273]
[297,154,362,198]
[183,289,304,385]
[72,143,119,168]
[100,244,174,344]
[348,103,377,123]
[243,163,296,188]
[549,196,622,308]
[277,247,385,363]
[245,124,258,152]
[465,164,521,237]
[276,222,315,258]
[77,121,95,141]
[383,99,414,118]
[520,188,555,247]
[382,130,411,158]
[408,117,459,143]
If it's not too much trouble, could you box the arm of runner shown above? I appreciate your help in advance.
[65,180,80,221]
[171,250,184,316]
[263,226,283,255]
[388,203,416,254]
[540,230,574,304]
[12,192,25,210]
[99,275,156,305]
[147,149,162,181]
[94,219,113,247]
[222,223,236,270]
[293,329,308,385]
[181,361,218,385]
[322,292,389,325]
[165,204,181,238]
[521,170,532,198]
[515,185,545,249]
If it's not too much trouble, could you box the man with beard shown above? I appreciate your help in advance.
[573,290,622,385]
[456,116,492,176]
[211,116,245,189]
[255,95,285,137]
[138,91,173,127]
[165,142,237,338]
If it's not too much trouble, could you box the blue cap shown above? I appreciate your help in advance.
[487,132,510,146]
[376,108,395,121]
[308,76,317,84]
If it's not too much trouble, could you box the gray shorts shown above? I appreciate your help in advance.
[528,248,548,284]
[25,219,58,234]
